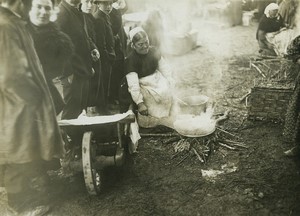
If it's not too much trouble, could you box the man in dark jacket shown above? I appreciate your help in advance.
[0,0,63,214]
[93,0,116,108]
[56,0,96,148]
[56,0,95,120]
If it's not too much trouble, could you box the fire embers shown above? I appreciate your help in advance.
[172,133,217,165]
[170,128,247,166]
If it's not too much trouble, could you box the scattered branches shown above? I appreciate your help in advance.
[168,127,247,165]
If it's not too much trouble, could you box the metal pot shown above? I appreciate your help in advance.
[177,95,209,115]
[173,114,216,137]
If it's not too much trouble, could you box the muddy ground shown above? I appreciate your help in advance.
[1,17,300,216]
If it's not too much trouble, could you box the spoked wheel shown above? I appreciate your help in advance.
[82,131,103,195]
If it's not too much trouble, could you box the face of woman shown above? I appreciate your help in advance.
[29,0,53,26]
[269,9,278,18]
[133,37,150,55]
[81,0,93,13]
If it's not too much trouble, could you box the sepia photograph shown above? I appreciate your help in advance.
[0,0,300,215]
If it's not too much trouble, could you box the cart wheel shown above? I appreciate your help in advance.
[82,131,103,195]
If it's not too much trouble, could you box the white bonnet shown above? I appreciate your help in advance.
[264,3,279,17]
[129,26,146,42]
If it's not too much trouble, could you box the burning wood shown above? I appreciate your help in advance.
[140,110,246,165]
[170,127,247,165]
[218,142,236,150]
[192,147,205,163]
[174,139,190,153]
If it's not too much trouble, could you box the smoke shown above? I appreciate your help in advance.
[124,0,239,104]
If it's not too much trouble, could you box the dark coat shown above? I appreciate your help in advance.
[0,7,63,164]
[82,12,105,108]
[256,14,285,39]
[109,8,126,101]
[93,9,116,63]
[56,0,94,79]
[28,22,74,114]
[283,35,300,141]
[93,9,116,99]
[55,0,94,119]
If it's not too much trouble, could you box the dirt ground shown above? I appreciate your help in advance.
[1,16,300,216]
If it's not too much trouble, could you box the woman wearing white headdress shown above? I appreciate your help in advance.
[119,27,174,125]
[256,3,285,57]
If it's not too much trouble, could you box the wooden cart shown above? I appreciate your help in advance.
[58,111,135,195]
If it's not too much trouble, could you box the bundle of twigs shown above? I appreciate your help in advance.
[170,127,248,165]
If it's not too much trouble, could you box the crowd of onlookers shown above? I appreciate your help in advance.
[0,0,121,215]
[0,0,175,214]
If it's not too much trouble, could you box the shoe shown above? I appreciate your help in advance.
[284,146,300,157]
[19,205,50,216]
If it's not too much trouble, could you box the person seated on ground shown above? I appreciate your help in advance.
[256,3,285,57]
[282,35,300,157]
[28,0,74,115]
[119,27,174,123]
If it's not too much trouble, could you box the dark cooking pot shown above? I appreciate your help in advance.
[177,95,209,115]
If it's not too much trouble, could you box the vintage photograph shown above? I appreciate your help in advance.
[0,0,300,215]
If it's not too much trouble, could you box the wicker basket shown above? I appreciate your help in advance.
[247,86,294,121]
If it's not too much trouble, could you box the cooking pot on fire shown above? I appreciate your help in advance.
[176,95,209,116]
[173,114,216,137]
[173,110,229,138]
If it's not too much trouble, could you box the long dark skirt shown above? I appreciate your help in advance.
[61,75,89,120]
[283,79,300,143]
[87,61,105,109]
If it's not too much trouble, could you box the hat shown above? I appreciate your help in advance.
[129,27,146,42]
[264,3,279,17]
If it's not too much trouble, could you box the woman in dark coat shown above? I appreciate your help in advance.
[93,0,116,106]
[283,35,300,156]
[0,0,64,213]
[28,0,74,115]
[55,0,95,121]
[79,0,105,112]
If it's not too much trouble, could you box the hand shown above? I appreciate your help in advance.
[91,49,100,62]
[280,27,287,32]
[266,42,275,50]
[91,68,95,76]
[296,58,300,65]
[138,102,148,116]
[67,74,73,84]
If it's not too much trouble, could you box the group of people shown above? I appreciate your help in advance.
[0,0,174,214]
[2,0,300,214]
